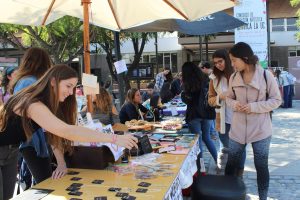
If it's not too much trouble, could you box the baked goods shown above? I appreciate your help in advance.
[125,119,153,130]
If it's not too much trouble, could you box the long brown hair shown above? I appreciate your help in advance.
[0,64,78,153]
[212,49,234,86]
[126,88,139,105]
[12,47,52,92]
[94,87,112,114]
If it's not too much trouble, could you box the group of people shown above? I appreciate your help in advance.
[273,69,296,108]
[181,42,281,200]
[0,47,138,200]
[0,42,286,200]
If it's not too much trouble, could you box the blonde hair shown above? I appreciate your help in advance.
[94,87,112,114]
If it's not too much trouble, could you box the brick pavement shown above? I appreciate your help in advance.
[202,100,300,200]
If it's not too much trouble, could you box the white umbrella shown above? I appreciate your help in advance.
[1,0,236,29]
[0,0,236,72]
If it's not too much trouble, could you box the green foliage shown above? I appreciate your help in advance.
[0,16,84,64]
[291,0,300,39]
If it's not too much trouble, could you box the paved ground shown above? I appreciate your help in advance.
[203,100,300,200]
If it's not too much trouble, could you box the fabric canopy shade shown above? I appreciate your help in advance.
[0,0,236,30]
[0,0,236,110]
[125,11,245,35]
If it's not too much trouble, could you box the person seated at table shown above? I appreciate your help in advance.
[142,82,156,102]
[0,64,138,200]
[119,88,149,124]
[91,87,119,125]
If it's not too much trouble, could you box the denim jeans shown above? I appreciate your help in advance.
[219,123,246,169]
[188,118,217,162]
[282,85,290,108]
[0,145,19,200]
[225,136,271,200]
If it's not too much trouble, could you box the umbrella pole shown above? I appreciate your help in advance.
[205,35,209,61]
[199,36,202,62]
[82,0,92,112]
[155,33,159,75]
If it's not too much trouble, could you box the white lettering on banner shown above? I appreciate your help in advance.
[197,15,214,21]
[234,0,268,68]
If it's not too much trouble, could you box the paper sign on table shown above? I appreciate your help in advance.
[82,73,98,88]
[114,60,127,74]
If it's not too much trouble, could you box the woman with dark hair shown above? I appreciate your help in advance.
[119,88,148,124]
[160,70,174,103]
[225,42,281,200]
[12,47,54,188]
[12,47,52,92]
[181,62,217,163]
[0,65,138,200]
[0,66,18,104]
[208,49,246,174]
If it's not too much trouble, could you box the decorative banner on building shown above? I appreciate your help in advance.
[234,0,268,68]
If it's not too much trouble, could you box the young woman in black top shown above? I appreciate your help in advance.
[181,62,217,163]
[0,64,137,200]
[119,88,148,124]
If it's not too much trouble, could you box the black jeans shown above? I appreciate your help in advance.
[20,147,52,184]
[225,136,271,200]
[0,145,19,200]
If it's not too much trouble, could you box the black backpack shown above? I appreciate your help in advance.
[197,86,216,120]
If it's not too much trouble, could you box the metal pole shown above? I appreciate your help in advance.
[155,33,159,75]
[199,36,202,62]
[114,32,125,105]
[205,35,209,61]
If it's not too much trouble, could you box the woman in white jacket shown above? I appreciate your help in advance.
[208,49,245,174]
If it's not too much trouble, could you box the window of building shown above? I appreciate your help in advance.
[171,53,178,72]
[163,54,171,69]
[142,55,149,63]
[289,51,297,57]
[149,55,156,63]
[271,18,285,32]
[287,18,298,31]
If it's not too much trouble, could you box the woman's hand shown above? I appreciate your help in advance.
[234,102,243,112]
[115,134,138,149]
[52,162,67,179]
[240,104,251,114]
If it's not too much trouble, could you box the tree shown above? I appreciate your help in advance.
[290,0,300,39]
[0,16,84,64]
[92,29,156,91]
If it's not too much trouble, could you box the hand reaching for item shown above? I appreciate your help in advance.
[52,162,67,179]
[115,134,138,149]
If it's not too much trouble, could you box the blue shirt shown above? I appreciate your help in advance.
[14,76,50,158]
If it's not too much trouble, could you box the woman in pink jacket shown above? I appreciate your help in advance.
[225,42,281,200]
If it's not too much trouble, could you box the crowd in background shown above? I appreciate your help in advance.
[0,41,295,200]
